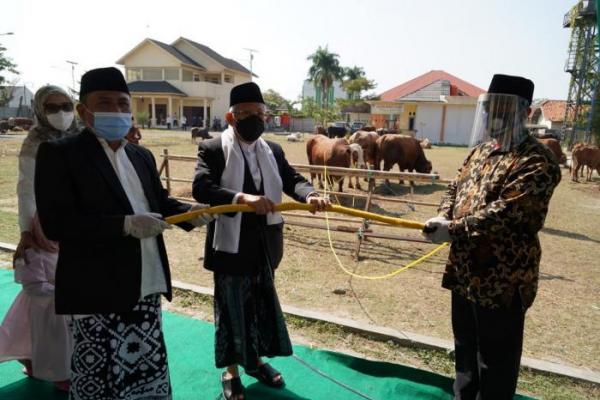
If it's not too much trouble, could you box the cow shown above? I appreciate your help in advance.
[306,135,352,192]
[419,138,432,149]
[537,138,566,165]
[362,126,377,132]
[348,143,367,190]
[191,127,210,143]
[327,125,347,138]
[286,132,303,142]
[376,134,432,186]
[315,126,327,136]
[349,130,379,168]
[572,144,600,182]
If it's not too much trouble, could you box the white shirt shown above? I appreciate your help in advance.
[97,138,167,299]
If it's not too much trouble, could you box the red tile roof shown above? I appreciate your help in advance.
[379,70,486,101]
[540,100,566,122]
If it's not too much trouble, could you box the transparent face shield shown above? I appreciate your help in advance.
[469,93,529,151]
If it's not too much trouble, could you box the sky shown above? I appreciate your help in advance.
[1,0,580,101]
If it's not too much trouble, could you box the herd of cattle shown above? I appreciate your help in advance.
[571,142,600,182]
[303,129,599,192]
[305,129,433,191]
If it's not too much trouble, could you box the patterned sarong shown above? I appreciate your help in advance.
[214,263,292,370]
[70,295,171,400]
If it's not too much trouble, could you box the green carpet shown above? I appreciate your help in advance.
[0,269,533,399]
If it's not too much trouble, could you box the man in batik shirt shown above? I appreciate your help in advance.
[423,74,561,400]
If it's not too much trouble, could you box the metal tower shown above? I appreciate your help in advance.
[562,0,599,145]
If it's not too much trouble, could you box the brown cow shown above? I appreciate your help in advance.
[537,138,566,165]
[418,138,432,149]
[572,145,600,182]
[377,135,432,185]
[349,130,379,167]
[314,126,327,136]
[362,126,376,132]
[306,135,352,192]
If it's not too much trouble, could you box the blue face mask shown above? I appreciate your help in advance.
[93,112,132,141]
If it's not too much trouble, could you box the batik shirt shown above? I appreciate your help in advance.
[438,135,561,309]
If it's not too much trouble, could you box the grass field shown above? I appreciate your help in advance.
[0,129,599,399]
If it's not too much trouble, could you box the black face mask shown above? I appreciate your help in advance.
[235,115,264,142]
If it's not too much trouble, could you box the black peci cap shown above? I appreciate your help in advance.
[488,74,534,105]
[79,67,130,101]
[229,82,264,107]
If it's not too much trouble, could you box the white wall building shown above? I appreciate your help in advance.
[378,70,485,145]
[301,80,347,108]
[117,37,253,127]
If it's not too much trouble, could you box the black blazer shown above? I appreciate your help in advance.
[35,129,193,314]
[192,137,314,275]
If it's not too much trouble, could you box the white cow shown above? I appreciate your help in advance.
[286,132,303,142]
[348,143,367,190]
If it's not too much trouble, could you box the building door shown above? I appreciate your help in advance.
[184,106,211,127]
[409,115,415,131]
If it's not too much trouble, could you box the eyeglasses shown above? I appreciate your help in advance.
[44,102,74,114]
[233,110,266,120]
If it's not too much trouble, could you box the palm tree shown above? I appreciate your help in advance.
[344,66,365,81]
[307,46,343,109]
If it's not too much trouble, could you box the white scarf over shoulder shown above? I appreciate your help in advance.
[213,127,283,253]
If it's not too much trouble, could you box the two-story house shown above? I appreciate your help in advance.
[116,37,253,127]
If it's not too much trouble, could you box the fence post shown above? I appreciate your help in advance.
[354,177,376,260]
[163,148,171,195]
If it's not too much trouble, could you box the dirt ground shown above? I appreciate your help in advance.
[1,129,599,374]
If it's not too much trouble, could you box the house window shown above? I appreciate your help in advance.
[182,69,193,81]
[164,68,179,80]
[205,74,221,84]
[224,74,233,83]
[127,68,141,81]
[142,68,162,80]
[193,74,200,82]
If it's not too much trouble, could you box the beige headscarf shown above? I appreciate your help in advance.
[19,85,79,159]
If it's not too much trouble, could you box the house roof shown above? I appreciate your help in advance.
[147,39,205,69]
[176,37,254,76]
[116,38,205,69]
[127,81,186,96]
[540,100,567,122]
[380,70,485,102]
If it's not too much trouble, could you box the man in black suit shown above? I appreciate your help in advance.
[193,82,328,400]
[35,67,208,400]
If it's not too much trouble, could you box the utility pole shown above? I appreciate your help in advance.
[66,60,78,94]
[243,48,259,80]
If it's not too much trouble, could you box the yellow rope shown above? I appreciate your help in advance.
[164,167,447,280]
[320,162,448,280]
[165,202,425,229]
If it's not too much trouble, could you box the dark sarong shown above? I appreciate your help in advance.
[214,264,292,369]
[70,295,171,400]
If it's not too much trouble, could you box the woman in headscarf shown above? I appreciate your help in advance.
[0,85,78,392]
[16,85,79,252]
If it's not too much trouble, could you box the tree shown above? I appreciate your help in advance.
[135,111,150,129]
[342,66,376,100]
[0,43,18,107]
[307,46,344,109]
[301,97,340,127]
[263,89,292,113]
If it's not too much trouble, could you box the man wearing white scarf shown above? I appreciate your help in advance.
[193,82,328,400]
